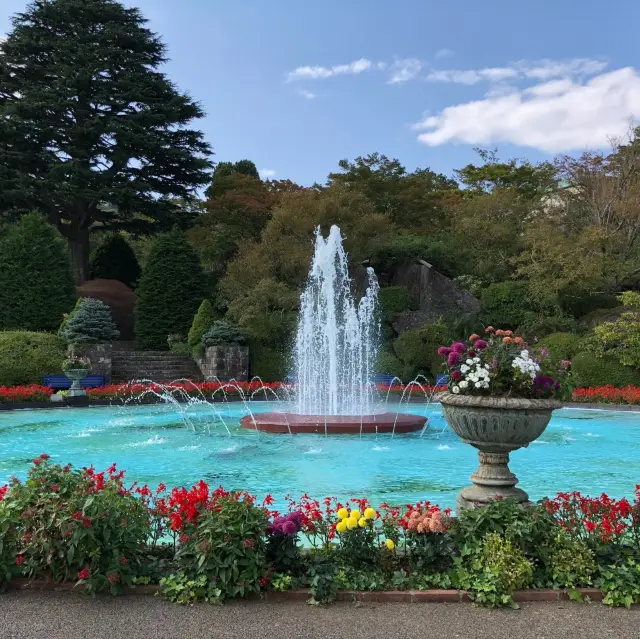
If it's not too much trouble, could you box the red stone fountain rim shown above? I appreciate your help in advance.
[240,412,427,434]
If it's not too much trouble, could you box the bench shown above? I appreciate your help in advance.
[435,374,449,385]
[43,375,106,390]
[373,374,397,387]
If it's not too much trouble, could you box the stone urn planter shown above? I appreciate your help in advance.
[439,392,562,511]
[65,368,90,397]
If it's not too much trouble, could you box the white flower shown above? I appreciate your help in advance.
[475,381,482,388]
[521,350,529,358]
[459,381,468,389]
[482,381,490,389]
[452,386,460,394]
[469,375,478,383]
[466,359,473,365]
[460,364,469,373]
[473,357,480,363]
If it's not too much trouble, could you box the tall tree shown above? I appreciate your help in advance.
[205,159,260,199]
[89,232,141,289]
[0,0,212,284]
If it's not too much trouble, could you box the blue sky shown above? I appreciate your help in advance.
[2,0,640,185]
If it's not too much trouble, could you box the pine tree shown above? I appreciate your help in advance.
[135,228,205,350]
[188,299,217,352]
[89,233,141,289]
[0,0,212,284]
[60,298,120,344]
[0,213,76,331]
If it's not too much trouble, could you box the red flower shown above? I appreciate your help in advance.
[39,453,50,460]
[82,516,92,528]
[107,573,121,584]
[77,568,91,581]
[15,555,25,566]
[50,484,59,492]
[72,511,83,521]
[120,556,128,566]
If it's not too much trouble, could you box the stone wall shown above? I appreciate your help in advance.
[198,345,249,381]
[74,343,113,382]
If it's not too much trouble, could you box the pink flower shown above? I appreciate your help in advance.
[452,343,466,354]
[485,326,495,333]
[451,370,462,382]
[447,352,461,366]
[437,346,452,357]
[474,339,488,350]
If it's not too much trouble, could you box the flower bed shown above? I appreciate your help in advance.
[0,385,54,404]
[2,457,640,608]
[572,386,640,406]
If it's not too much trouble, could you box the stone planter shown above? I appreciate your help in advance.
[439,392,561,511]
[65,368,90,397]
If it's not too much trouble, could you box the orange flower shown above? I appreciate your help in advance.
[495,329,505,337]
[514,336,524,345]
[469,333,480,341]
[504,330,514,337]
[503,336,513,344]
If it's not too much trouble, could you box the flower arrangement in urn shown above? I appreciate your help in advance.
[62,353,92,397]
[438,326,571,399]
[437,327,569,511]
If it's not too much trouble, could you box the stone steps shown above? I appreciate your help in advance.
[111,350,202,383]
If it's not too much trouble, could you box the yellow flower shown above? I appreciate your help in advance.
[364,507,376,520]
[346,517,358,530]
[337,508,349,520]
[385,539,395,550]
[350,509,361,520]
[358,517,367,528]
[336,520,347,533]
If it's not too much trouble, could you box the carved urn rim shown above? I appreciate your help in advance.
[437,391,562,411]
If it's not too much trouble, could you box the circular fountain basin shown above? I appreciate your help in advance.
[240,412,427,434]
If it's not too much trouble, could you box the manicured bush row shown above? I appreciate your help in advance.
[2,457,640,608]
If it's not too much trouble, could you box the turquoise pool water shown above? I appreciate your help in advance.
[0,402,638,510]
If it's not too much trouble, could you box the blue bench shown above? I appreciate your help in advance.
[43,375,106,390]
[435,374,449,385]
[373,374,397,387]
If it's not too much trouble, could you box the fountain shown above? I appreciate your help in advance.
[242,225,427,434]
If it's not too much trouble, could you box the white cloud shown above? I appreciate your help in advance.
[426,58,607,86]
[286,58,377,82]
[435,48,454,59]
[388,58,422,84]
[259,168,276,179]
[414,67,640,153]
[296,89,316,100]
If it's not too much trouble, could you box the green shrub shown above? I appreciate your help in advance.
[59,298,120,345]
[0,213,76,332]
[188,300,217,351]
[518,314,578,340]
[549,532,596,589]
[379,286,418,321]
[249,343,288,382]
[571,351,640,387]
[480,281,536,330]
[0,331,65,386]
[202,321,247,348]
[590,293,640,368]
[89,233,141,289]
[601,558,640,608]
[6,457,151,594]
[135,229,205,351]
[539,332,584,361]
[392,319,452,381]
[376,351,406,380]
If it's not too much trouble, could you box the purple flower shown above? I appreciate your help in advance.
[473,339,488,350]
[437,346,452,357]
[540,348,549,357]
[447,352,461,367]
[451,370,462,382]
[452,342,466,354]
[282,520,297,535]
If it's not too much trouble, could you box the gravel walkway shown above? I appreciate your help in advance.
[1,592,639,639]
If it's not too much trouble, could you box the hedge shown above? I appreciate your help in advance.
[571,351,640,388]
[0,332,65,386]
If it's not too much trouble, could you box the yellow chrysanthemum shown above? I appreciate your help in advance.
[364,507,376,520]
[358,517,367,528]
[385,539,395,550]
[350,509,361,520]
[337,508,349,520]
[346,517,358,530]
[336,520,347,533]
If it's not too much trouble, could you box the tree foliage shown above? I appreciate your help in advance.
[188,299,217,351]
[135,228,205,350]
[0,0,211,283]
[89,233,141,289]
[0,213,76,332]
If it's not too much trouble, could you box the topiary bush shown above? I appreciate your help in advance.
[188,300,217,354]
[0,331,65,386]
[0,213,76,332]
[202,321,248,348]
[571,352,640,388]
[89,233,141,289]
[135,229,205,351]
[539,332,584,361]
[59,298,120,345]
[480,281,536,330]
